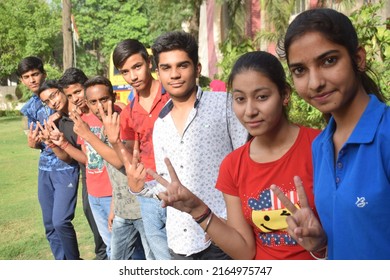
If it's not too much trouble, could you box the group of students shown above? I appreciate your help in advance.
[18,8,390,260]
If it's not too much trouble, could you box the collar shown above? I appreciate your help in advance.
[158,86,202,119]
[322,94,385,145]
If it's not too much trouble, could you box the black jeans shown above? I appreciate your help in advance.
[170,243,232,260]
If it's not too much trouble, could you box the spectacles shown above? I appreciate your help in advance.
[42,90,60,105]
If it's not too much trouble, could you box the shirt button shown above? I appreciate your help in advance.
[180,165,184,169]
[180,140,184,144]
[149,114,152,117]
[183,229,187,232]
[337,162,343,169]
[336,177,340,184]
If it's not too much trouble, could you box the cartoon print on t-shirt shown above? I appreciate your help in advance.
[86,127,105,171]
[249,189,299,246]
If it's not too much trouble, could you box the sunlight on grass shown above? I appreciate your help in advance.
[0,117,95,260]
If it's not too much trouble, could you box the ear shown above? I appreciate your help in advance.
[196,63,202,78]
[282,86,291,106]
[156,66,163,82]
[355,46,367,71]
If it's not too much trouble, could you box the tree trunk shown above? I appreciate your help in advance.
[62,0,73,70]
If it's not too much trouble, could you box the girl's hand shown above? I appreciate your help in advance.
[146,157,203,214]
[271,176,327,252]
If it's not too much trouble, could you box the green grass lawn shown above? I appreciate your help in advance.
[0,116,95,260]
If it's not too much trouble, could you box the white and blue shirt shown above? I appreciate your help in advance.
[153,86,247,256]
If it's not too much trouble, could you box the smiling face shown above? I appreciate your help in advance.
[287,31,365,115]
[156,49,200,101]
[40,88,68,113]
[62,83,87,110]
[231,70,288,137]
[20,69,46,94]
[119,53,153,93]
[85,84,115,121]
[252,208,293,233]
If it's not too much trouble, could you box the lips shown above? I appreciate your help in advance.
[312,91,334,103]
[245,120,264,128]
[131,81,142,88]
[169,82,184,88]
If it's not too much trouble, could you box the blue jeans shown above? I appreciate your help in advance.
[88,195,112,259]
[38,168,80,260]
[137,196,171,260]
[111,216,151,260]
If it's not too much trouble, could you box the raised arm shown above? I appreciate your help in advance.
[48,121,87,164]
[70,107,123,169]
[147,157,256,260]
[27,122,42,149]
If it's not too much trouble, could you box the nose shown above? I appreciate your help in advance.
[308,68,325,92]
[49,99,57,107]
[170,67,181,79]
[244,99,258,117]
[130,70,138,81]
[28,76,36,84]
[72,96,79,104]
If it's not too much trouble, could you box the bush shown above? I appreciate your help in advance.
[0,110,23,117]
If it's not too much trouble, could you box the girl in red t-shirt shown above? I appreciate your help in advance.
[146,51,321,260]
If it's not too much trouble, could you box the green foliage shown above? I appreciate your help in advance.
[73,0,154,76]
[216,39,256,84]
[145,0,203,38]
[0,0,62,78]
[256,1,294,48]
[0,110,22,117]
[349,1,390,101]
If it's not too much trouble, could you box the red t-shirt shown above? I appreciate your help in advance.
[120,84,170,181]
[216,126,321,260]
[77,113,112,197]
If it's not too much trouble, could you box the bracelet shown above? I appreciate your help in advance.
[60,141,69,150]
[204,212,214,232]
[193,207,212,224]
[47,142,56,148]
[309,246,327,260]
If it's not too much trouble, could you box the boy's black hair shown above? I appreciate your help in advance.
[17,56,45,77]
[58,67,88,89]
[113,39,149,70]
[151,31,199,67]
[37,80,60,98]
[84,76,114,97]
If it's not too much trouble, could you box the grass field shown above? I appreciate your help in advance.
[0,116,95,260]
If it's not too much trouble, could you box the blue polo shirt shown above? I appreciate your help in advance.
[313,94,390,260]
[21,95,75,171]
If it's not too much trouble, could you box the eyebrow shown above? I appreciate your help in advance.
[288,49,340,68]
[159,60,191,68]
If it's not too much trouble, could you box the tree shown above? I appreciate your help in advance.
[0,0,62,81]
[62,0,73,70]
[72,0,154,77]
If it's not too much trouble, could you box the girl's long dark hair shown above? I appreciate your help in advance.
[277,8,386,103]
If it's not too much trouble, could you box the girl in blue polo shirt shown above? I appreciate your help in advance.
[272,8,390,260]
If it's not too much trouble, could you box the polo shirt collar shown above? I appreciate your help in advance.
[322,94,385,145]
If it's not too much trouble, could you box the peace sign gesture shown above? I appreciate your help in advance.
[36,120,51,144]
[47,121,66,147]
[27,122,41,148]
[69,109,90,139]
[97,100,120,145]
[270,176,327,252]
[120,146,148,194]
[146,157,203,212]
